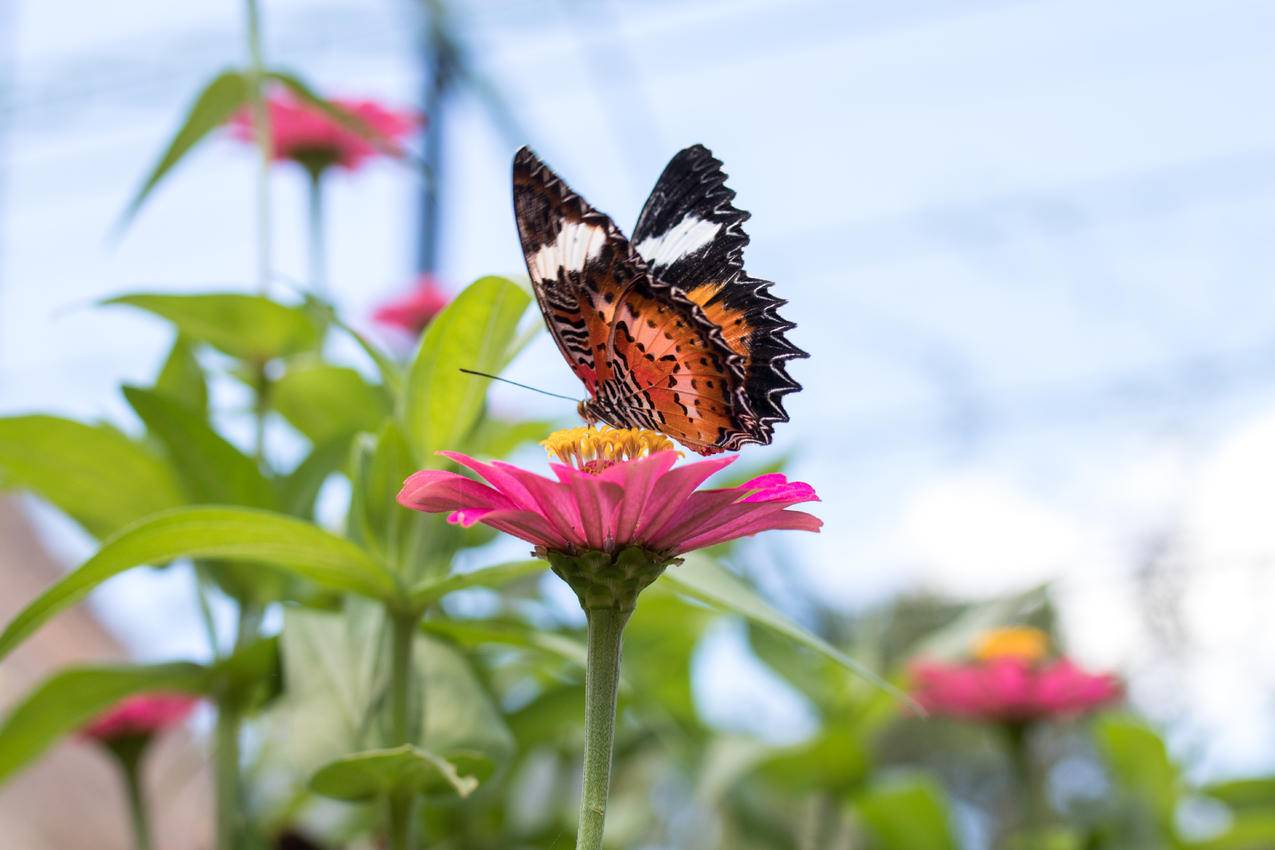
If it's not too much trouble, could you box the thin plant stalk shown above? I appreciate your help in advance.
[305,167,327,297]
[386,611,419,850]
[576,606,630,850]
[110,740,153,850]
[215,601,262,850]
[244,0,272,296]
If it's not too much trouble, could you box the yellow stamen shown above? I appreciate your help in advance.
[973,626,1049,663]
[541,426,678,473]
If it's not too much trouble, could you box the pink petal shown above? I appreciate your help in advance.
[494,463,589,550]
[454,508,569,550]
[601,452,679,545]
[673,508,823,552]
[397,469,514,514]
[439,451,538,511]
[634,455,737,540]
[741,474,819,504]
[550,463,625,550]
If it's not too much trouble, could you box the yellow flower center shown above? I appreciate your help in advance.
[973,626,1049,663]
[541,426,677,473]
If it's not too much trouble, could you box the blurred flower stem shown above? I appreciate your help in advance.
[305,167,327,297]
[387,610,420,850]
[244,0,272,296]
[577,605,629,850]
[108,738,153,850]
[1004,722,1046,844]
[216,601,262,850]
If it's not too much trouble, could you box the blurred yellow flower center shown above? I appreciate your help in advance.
[973,626,1049,662]
[542,426,677,473]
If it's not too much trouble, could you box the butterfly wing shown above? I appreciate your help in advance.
[513,146,753,453]
[632,145,807,447]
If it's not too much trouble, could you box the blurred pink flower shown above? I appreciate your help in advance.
[81,694,198,743]
[397,428,821,557]
[373,274,451,335]
[910,656,1120,721]
[229,92,420,173]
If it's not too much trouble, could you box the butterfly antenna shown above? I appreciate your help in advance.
[459,368,580,403]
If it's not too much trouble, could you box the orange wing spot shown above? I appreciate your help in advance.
[686,282,753,364]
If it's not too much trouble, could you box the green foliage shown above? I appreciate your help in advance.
[409,560,545,611]
[153,334,209,415]
[0,415,186,537]
[402,276,531,467]
[124,386,276,507]
[107,293,324,362]
[0,506,397,662]
[1096,714,1180,828]
[118,69,249,227]
[311,745,479,801]
[272,362,390,444]
[855,775,958,850]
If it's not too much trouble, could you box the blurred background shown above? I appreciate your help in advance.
[4,0,1275,846]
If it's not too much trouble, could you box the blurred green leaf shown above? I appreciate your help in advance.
[0,662,208,785]
[107,293,323,362]
[402,276,531,466]
[118,69,249,228]
[123,386,275,508]
[0,506,397,662]
[153,334,208,415]
[1191,813,1275,850]
[416,633,514,783]
[661,555,904,701]
[624,589,714,727]
[318,302,404,398]
[409,560,544,610]
[311,744,478,801]
[855,775,957,850]
[279,434,351,517]
[466,417,559,459]
[1202,776,1275,812]
[272,362,390,444]
[1096,715,1180,825]
[759,728,869,794]
[0,415,185,538]
[349,422,414,566]
[419,619,587,668]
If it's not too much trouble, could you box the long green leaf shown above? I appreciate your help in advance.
[402,276,530,466]
[0,507,397,662]
[409,559,544,610]
[0,416,185,538]
[310,745,478,800]
[0,663,209,785]
[661,555,907,702]
[855,775,957,850]
[106,293,323,362]
[124,386,276,508]
[118,70,249,228]
[419,619,587,667]
[152,334,209,415]
[272,362,390,444]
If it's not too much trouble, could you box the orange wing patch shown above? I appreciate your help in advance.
[685,282,754,366]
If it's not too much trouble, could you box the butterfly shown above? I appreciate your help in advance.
[512,144,807,456]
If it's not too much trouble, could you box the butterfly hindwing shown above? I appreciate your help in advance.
[513,147,753,453]
[634,145,808,447]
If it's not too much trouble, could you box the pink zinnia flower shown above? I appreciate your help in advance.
[396,427,821,557]
[229,92,420,173]
[81,694,198,743]
[909,627,1120,721]
[373,274,451,335]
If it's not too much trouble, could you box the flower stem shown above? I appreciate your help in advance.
[576,606,631,850]
[387,611,419,850]
[305,167,326,297]
[243,0,272,296]
[109,740,153,850]
[1004,721,1046,844]
[214,602,261,850]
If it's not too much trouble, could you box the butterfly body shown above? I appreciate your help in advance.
[513,145,805,455]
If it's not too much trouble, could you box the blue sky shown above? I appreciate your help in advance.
[4,0,1275,775]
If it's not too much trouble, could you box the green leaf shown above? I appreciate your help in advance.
[0,507,397,662]
[466,417,559,459]
[279,434,351,518]
[1192,813,1275,850]
[0,662,209,785]
[855,775,957,850]
[408,559,544,610]
[1095,714,1180,824]
[107,293,323,362]
[757,727,869,793]
[317,302,405,398]
[402,276,531,466]
[0,415,185,538]
[623,588,715,726]
[419,619,587,668]
[661,555,906,702]
[272,362,390,444]
[153,335,208,415]
[124,386,275,508]
[1203,776,1275,812]
[311,744,478,801]
[118,70,249,229]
